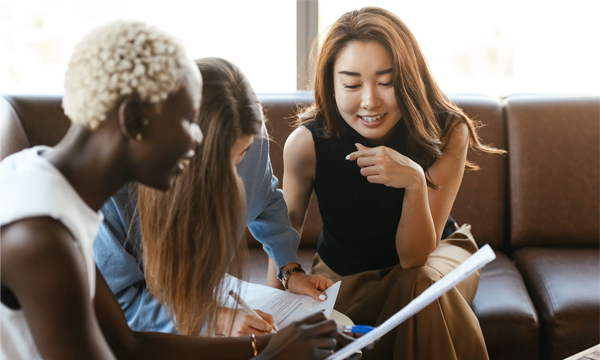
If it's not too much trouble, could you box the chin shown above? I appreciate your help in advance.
[140,177,172,192]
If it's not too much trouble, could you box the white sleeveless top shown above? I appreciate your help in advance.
[0,146,102,360]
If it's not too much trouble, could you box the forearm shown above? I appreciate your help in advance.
[395,179,437,268]
[123,331,271,360]
[266,259,285,289]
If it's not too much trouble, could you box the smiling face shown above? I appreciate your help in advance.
[333,41,402,142]
[138,63,203,191]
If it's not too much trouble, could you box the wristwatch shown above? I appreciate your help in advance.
[281,266,306,290]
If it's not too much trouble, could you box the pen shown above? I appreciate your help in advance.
[338,325,375,334]
[228,290,279,333]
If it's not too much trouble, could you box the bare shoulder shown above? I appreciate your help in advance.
[285,126,315,152]
[443,118,469,155]
[284,126,316,177]
[1,218,88,293]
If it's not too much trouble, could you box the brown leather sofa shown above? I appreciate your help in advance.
[1,93,598,360]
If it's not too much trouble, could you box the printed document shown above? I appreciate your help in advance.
[222,275,341,329]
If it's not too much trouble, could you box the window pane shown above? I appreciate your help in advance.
[0,0,296,94]
[319,1,600,95]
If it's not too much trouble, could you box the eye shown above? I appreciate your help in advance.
[379,82,392,87]
[344,84,360,89]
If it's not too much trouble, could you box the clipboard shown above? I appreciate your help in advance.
[327,244,496,360]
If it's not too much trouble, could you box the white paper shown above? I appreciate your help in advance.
[326,244,496,360]
[222,276,341,329]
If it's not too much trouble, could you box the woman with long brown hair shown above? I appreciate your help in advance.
[277,6,505,360]
[93,57,342,359]
[137,57,271,337]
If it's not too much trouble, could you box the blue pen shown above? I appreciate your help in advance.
[338,325,375,334]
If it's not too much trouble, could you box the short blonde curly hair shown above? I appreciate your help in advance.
[63,20,190,129]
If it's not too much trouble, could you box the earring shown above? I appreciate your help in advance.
[136,133,143,141]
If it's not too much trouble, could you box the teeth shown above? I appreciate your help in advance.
[360,114,384,122]
[177,158,191,170]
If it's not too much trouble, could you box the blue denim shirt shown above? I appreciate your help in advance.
[93,126,300,333]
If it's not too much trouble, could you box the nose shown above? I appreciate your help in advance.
[361,86,382,110]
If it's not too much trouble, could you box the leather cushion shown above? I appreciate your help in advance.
[513,247,600,360]
[471,251,539,360]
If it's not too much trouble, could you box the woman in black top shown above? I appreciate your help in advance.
[276,7,504,360]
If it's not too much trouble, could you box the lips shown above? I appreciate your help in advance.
[358,113,387,128]
[359,114,385,122]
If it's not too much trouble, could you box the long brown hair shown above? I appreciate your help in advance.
[299,7,505,187]
[137,57,263,336]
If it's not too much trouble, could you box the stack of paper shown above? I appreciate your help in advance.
[221,275,341,329]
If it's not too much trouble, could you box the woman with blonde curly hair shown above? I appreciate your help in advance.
[276,6,505,360]
[1,20,338,360]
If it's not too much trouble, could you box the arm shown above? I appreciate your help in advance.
[94,190,177,333]
[242,130,332,297]
[98,188,274,336]
[95,268,338,360]
[240,133,301,282]
[272,127,332,296]
[1,218,116,360]
[281,127,317,236]
[347,121,469,268]
[1,220,338,359]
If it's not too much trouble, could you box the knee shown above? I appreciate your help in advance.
[400,265,444,296]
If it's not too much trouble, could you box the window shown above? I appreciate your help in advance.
[2,0,598,95]
[319,0,600,95]
[0,0,296,93]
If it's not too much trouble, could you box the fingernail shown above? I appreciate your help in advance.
[345,154,351,160]
[319,294,327,301]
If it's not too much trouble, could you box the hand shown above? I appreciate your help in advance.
[257,312,337,360]
[287,273,334,301]
[335,331,363,360]
[216,307,275,336]
[337,329,378,350]
[346,143,425,190]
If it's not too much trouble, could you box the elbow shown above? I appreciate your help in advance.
[287,214,305,235]
[399,255,429,269]
[398,243,436,269]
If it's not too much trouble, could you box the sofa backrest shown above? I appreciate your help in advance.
[259,93,508,250]
[506,94,599,249]
[5,93,595,252]
[1,95,70,160]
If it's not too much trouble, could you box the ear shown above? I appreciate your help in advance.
[118,97,148,141]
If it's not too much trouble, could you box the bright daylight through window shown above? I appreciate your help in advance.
[1,0,598,95]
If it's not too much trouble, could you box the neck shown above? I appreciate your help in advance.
[44,124,130,211]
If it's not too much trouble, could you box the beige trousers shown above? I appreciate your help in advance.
[312,224,489,360]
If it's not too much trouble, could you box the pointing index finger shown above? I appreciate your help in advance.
[345,148,376,161]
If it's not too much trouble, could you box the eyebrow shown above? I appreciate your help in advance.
[337,68,393,77]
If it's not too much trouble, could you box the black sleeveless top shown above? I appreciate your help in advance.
[306,118,456,276]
